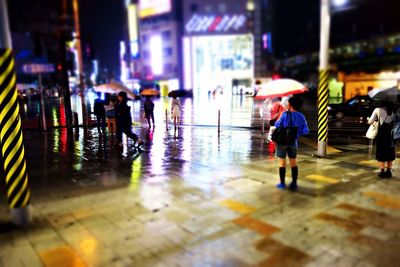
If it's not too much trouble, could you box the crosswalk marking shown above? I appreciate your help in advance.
[305,174,340,184]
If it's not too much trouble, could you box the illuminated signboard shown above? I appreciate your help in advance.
[22,64,55,74]
[139,0,171,18]
[150,35,163,75]
[128,4,140,58]
[185,14,247,34]
[128,5,138,41]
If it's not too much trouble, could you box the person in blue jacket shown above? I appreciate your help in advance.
[274,96,309,191]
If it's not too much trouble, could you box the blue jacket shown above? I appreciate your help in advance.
[275,111,309,145]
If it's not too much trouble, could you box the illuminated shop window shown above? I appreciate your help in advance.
[162,31,171,41]
[164,63,174,74]
[143,50,150,59]
[163,47,173,57]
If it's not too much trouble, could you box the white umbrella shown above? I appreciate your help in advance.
[94,83,137,99]
[255,79,307,100]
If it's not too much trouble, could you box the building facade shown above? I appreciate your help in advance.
[125,0,183,94]
[181,0,272,98]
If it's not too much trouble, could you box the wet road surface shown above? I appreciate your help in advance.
[1,96,398,266]
[20,94,370,135]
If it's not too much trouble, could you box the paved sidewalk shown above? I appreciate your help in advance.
[0,127,399,267]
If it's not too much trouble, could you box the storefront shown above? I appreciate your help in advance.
[184,34,254,98]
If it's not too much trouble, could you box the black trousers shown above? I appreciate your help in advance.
[117,124,138,144]
[96,114,106,133]
[145,112,155,126]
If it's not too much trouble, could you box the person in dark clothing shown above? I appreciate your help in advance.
[144,96,155,128]
[115,92,143,148]
[368,102,397,178]
[94,93,106,135]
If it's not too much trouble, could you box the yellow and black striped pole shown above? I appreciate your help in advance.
[0,0,31,226]
[317,70,329,155]
[317,0,331,157]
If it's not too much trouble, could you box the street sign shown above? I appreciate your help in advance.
[22,63,55,74]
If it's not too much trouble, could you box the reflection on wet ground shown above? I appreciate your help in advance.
[1,118,400,266]
[21,125,274,201]
[20,94,370,133]
[3,93,398,266]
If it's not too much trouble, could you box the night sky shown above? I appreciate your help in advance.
[80,0,125,75]
[7,0,400,72]
[274,0,400,58]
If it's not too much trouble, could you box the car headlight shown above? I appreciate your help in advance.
[328,106,332,110]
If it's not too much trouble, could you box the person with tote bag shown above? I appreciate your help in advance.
[368,102,396,178]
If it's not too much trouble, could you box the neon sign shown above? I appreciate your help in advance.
[185,14,247,33]
[139,0,171,18]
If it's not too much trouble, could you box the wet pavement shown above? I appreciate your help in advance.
[1,98,400,266]
[20,94,370,135]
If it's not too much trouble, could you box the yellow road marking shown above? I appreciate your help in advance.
[359,160,378,167]
[219,199,257,215]
[364,191,400,210]
[39,246,87,267]
[233,216,280,236]
[300,137,342,153]
[305,174,340,184]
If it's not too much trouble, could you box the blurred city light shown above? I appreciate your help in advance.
[333,0,348,6]
[150,35,163,75]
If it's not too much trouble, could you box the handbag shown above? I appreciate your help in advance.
[271,111,298,146]
[366,121,379,139]
[366,109,380,139]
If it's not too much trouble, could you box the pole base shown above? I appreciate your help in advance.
[10,205,32,227]
[317,140,327,158]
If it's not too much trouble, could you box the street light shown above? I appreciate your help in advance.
[333,0,348,6]
[317,0,355,157]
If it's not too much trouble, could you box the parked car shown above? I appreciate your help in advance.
[328,95,382,120]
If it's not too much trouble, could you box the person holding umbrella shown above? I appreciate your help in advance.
[144,96,155,128]
[140,89,159,128]
[368,101,396,178]
[115,92,143,148]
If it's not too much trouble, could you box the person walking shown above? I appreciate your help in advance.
[105,95,117,135]
[274,96,309,191]
[94,93,106,135]
[144,96,155,128]
[171,96,181,136]
[115,92,143,148]
[368,102,396,178]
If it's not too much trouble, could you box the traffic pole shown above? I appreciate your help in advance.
[317,0,331,157]
[38,74,47,131]
[0,0,31,226]
[72,0,88,127]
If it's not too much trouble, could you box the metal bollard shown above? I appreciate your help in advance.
[218,109,221,138]
[73,112,79,128]
[165,109,168,130]
[261,118,265,134]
